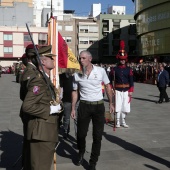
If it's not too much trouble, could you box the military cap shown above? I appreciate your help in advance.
[25,44,39,58]
[116,40,128,61]
[38,45,56,58]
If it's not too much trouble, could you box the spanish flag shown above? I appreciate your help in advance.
[58,32,80,70]
[48,16,80,86]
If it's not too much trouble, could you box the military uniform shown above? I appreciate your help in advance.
[20,45,59,170]
[21,68,58,170]
[19,62,39,169]
[109,40,134,128]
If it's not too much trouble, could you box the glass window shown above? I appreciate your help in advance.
[24,34,32,41]
[79,37,88,44]
[4,34,12,40]
[4,47,13,53]
[79,25,88,33]
[65,37,72,43]
[89,37,98,44]
[47,0,50,6]
[65,25,73,31]
[58,25,62,30]
[88,26,98,33]
[63,36,72,43]
[63,15,71,21]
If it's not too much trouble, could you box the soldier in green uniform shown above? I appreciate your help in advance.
[19,44,40,168]
[21,45,61,170]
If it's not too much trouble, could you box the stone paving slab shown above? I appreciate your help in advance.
[0,74,170,170]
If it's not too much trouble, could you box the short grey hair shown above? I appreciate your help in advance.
[79,50,92,58]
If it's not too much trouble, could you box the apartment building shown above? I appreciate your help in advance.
[75,18,99,62]
[97,13,137,63]
[0,26,47,66]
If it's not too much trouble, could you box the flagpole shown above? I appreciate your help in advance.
[49,0,59,87]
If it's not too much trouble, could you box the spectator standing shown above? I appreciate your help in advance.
[156,63,169,103]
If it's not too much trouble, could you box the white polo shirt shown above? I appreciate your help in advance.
[73,65,110,101]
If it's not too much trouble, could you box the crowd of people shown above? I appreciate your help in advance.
[99,61,170,86]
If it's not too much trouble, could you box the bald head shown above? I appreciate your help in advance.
[79,50,92,59]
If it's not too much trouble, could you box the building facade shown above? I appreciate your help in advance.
[98,14,137,63]
[0,2,33,27]
[0,26,47,66]
[134,0,170,62]
[75,18,99,62]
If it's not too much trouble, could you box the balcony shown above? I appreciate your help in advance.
[78,32,99,37]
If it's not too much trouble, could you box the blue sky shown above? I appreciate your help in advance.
[64,0,135,16]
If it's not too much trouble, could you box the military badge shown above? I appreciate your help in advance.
[33,86,40,94]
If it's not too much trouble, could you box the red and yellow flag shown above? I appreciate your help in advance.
[48,16,80,86]
[58,32,80,70]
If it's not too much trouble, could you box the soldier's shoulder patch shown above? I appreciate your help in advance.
[33,86,40,94]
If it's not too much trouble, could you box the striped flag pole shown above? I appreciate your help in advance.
[48,16,59,87]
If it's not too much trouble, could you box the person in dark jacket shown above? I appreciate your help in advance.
[156,64,169,104]
[59,70,74,139]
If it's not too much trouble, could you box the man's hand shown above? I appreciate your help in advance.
[109,103,114,113]
[128,92,133,97]
[71,109,76,119]
[112,89,115,96]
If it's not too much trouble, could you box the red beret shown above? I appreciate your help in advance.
[21,53,26,58]
[26,44,34,50]
[25,44,39,58]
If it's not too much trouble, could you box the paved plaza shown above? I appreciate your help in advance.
[0,74,170,170]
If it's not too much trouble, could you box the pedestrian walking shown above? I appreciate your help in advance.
[71,50,114,170]
[21,45,61,170]
[156,63,169,104]
[109,40,134,128]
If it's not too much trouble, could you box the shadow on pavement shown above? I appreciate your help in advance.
[103,132,170,169]
[148,95,159,98]
[144,164,160,170]
[132,97,157,103]
[0,130,23,170]
[56,133,89,169]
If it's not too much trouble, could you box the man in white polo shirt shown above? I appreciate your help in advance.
[71,50,114,170]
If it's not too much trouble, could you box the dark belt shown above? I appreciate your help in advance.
[115,84,129,88]
[80,100,104,105]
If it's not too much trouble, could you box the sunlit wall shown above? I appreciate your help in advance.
[134,0,170,60]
